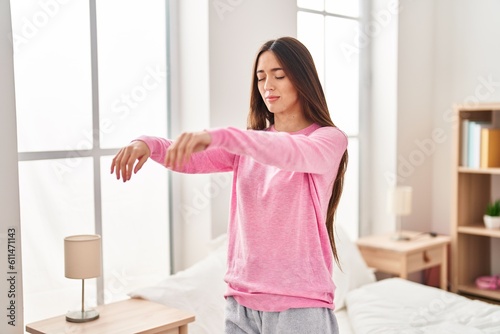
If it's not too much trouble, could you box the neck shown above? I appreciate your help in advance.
[273,113,312,133]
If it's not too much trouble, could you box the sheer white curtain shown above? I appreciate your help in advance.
[11,0,170,324]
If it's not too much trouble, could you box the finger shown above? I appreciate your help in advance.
[167,133,186,169]
[176,133,191,168]
[125,154,136,181]
[111,148,124,176]
[176,133,190,169]
[134,155,148,174]
[182,132,209,165]
[120,147,133,182]
[113,149,125,180]
[181,135,197,167]
[110,156,116,174]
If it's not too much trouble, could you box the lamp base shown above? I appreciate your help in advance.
[391,233,410,241]
[66,310,99,323]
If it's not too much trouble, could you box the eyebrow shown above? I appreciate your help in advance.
[256,67,284,74]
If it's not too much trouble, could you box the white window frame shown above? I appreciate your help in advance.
[14,0,173,322]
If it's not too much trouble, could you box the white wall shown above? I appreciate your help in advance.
[176,0,500,272]
[431,0,455,237]
[208,0,297,238]
[373,0,500,272]
[370,0,500,238]
[0,1,23,333]
[431,0,500,273]
[173,0,297,270]
[364,0,399,235]
[430,0,500,237]
[395,0,436,233]
[171,0,212,272]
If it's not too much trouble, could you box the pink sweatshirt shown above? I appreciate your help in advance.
[138,123,348,312]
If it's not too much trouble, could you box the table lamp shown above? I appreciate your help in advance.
[387,186,413,241]
[64,234,102,323]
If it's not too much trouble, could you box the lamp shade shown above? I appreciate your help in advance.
[64,235,102,279]
[387,186,413,216]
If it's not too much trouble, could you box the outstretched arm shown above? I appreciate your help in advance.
[206,126,347,174]
[110,132,235,182]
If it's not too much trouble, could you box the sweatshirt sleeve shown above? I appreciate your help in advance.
[206,126,347,174]
[135,135,235,173]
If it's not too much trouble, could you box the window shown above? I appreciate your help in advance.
[11,0,170,324]
[297,0,363,240]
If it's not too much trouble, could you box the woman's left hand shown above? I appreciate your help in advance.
[165,131,212,169]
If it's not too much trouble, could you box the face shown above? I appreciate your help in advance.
[256,51,301,116]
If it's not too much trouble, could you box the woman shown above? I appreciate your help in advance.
[111,36,347,333]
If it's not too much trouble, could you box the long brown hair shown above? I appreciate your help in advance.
[247,37,348,267]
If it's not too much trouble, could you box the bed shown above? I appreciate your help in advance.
[130,227,500,333]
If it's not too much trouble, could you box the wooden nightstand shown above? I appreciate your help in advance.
[356,231,451,289]
[26,298,195,334]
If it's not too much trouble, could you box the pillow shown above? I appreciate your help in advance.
[130,239,227,334]
[206,232,227,252]
[333,225,376,310]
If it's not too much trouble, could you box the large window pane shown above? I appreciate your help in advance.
[13,0,171,326]
[297,0,324,11]
[19,158,95,324]
[100,156,170,303]
[325,0,360,18]
[297,11,325,85]
[97,0,167,149]
[11,1,92,152]
[325,16,359,135]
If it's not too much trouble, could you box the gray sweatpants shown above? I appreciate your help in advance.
[224,297,340,334]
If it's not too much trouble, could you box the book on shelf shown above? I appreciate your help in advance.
[480,128,500,168]
[461,120,500,168]
[467,121,489,168]
[461,119,469,166]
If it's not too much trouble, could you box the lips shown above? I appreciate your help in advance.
[266,95,279,102]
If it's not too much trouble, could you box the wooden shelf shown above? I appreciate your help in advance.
[458,284,500,302]
[454,103,500,112]
[458,166,500,175]
[452,104,500,303]
[458,225,500,238]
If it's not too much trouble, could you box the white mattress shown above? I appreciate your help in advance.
[335,309,354,334]
[130,230,500,333]
[346,278,500,334]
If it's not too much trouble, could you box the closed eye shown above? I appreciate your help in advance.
[256,75,285,82]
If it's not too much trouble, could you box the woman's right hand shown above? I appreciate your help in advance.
[110,140,151,182]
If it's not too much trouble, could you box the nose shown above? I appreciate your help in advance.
[263,77,274,91]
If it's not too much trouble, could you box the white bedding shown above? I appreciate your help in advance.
[130,243,227,334]
[130,228,373,334]
[130,230,500,333]
[346,278,500,334]
[336,309,354,334]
